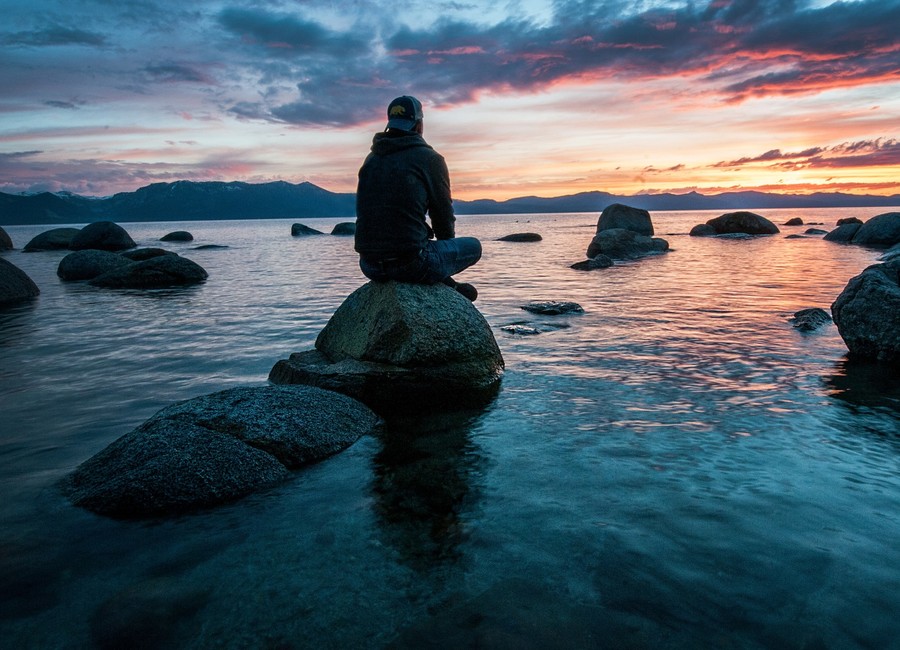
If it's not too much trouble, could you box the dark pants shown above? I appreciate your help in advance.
[359,237,482,284]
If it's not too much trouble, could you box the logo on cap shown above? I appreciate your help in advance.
[389,105,407,117]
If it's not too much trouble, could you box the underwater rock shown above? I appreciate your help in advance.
[790,308,832,332]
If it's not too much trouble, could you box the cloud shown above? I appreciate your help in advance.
[2,26,107,47]
[714,138,900,170]
[143,63,216,85]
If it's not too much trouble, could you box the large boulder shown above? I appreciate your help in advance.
[831,260,900,363]
[689,223,716,237]
[63,385,380,518]
[0,226,12,250]
[586,228,669,260]
[24,227,80,252]
[70,221,136,251]
[597,203,653,236]
[90,254,207,289]
[0,257,40,305]
[704,211,779,235]
[57,249,132,281]
[850,212,900,248]
[269,282,504,413]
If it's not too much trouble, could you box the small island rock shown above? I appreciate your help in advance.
[63,385,380,518]
[521,301,584,315]
[331,222,356,236]
[831,259,900,363]
[291,223,324,236]
[90,254,207,289]
[57,250,132,281]
[24,227,81,252]
[0,226,13,250]
[70,221,136,252]
[784,217,804,226]
[160,231,193,242]
[269,282,504,413]
[0,258,40,305]
[704,211,779,235]
[597,203,654,236]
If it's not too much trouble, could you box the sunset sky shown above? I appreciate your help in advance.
[1,0,898,201]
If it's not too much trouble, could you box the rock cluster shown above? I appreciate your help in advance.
[269,281,504,413]
[824,212,900,247]
[574,203,668,268]
[57,249,207,288]
[64,385,380,518]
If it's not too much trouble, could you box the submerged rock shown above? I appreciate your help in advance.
[704,211,779,235]
[64,385,380,518]
[0,258,40,305]
[497,233,542,242]
[291,223,324,236]
[790,308,832,332]
[269,281,504,413]
[89,254,207,289]
[24,227,80,252]
[70,221,136,252]
[521,301,584,315]
[597,203,654,236]
[570,254,614,271]
[831,259,900,363]
[586,228,668,260]
[57,249,132,281]
[0,226,12,250]
[160,231,193,242]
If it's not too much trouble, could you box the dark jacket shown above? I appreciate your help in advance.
[354,131,456,258]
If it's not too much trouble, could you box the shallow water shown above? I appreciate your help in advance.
[2,209,900,648]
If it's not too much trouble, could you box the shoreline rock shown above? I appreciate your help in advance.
[831,259,900,363]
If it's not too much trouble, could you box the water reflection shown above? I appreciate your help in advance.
[370,410,489,572]
[825,357,900,418]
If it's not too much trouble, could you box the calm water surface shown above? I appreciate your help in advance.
[2,209,900,648]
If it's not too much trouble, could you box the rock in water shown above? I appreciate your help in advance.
[57,250,132,281]
[850,212,900,248]
[269,281,505,413]
[70,221,136,251]
[90,254,208,289]
[160,230,193,242]
[0,226,12,250]
[331,222,356,236]
[824,222,862,243]
[705,211,779,235]
[24,227,81,252]
[831,260,900,363]
[497,233,542,242]
[291,223,324,236]
[64,385,380,518]
[0,258,40,305]
[790,308,832,331]
[586,228,669,260]
[596,203,654,236]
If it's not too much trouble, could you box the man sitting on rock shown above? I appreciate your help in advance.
[354,95,482,301]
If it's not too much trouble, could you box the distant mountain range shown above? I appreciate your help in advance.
[1,180,898,226]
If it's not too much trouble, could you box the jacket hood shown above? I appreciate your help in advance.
[370,131,433,156]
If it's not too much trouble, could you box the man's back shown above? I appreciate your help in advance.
[354,130,455,258]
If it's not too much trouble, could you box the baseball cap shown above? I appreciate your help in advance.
[386,95,423,131]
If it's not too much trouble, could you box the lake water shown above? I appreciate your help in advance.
[2,208,900,648]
